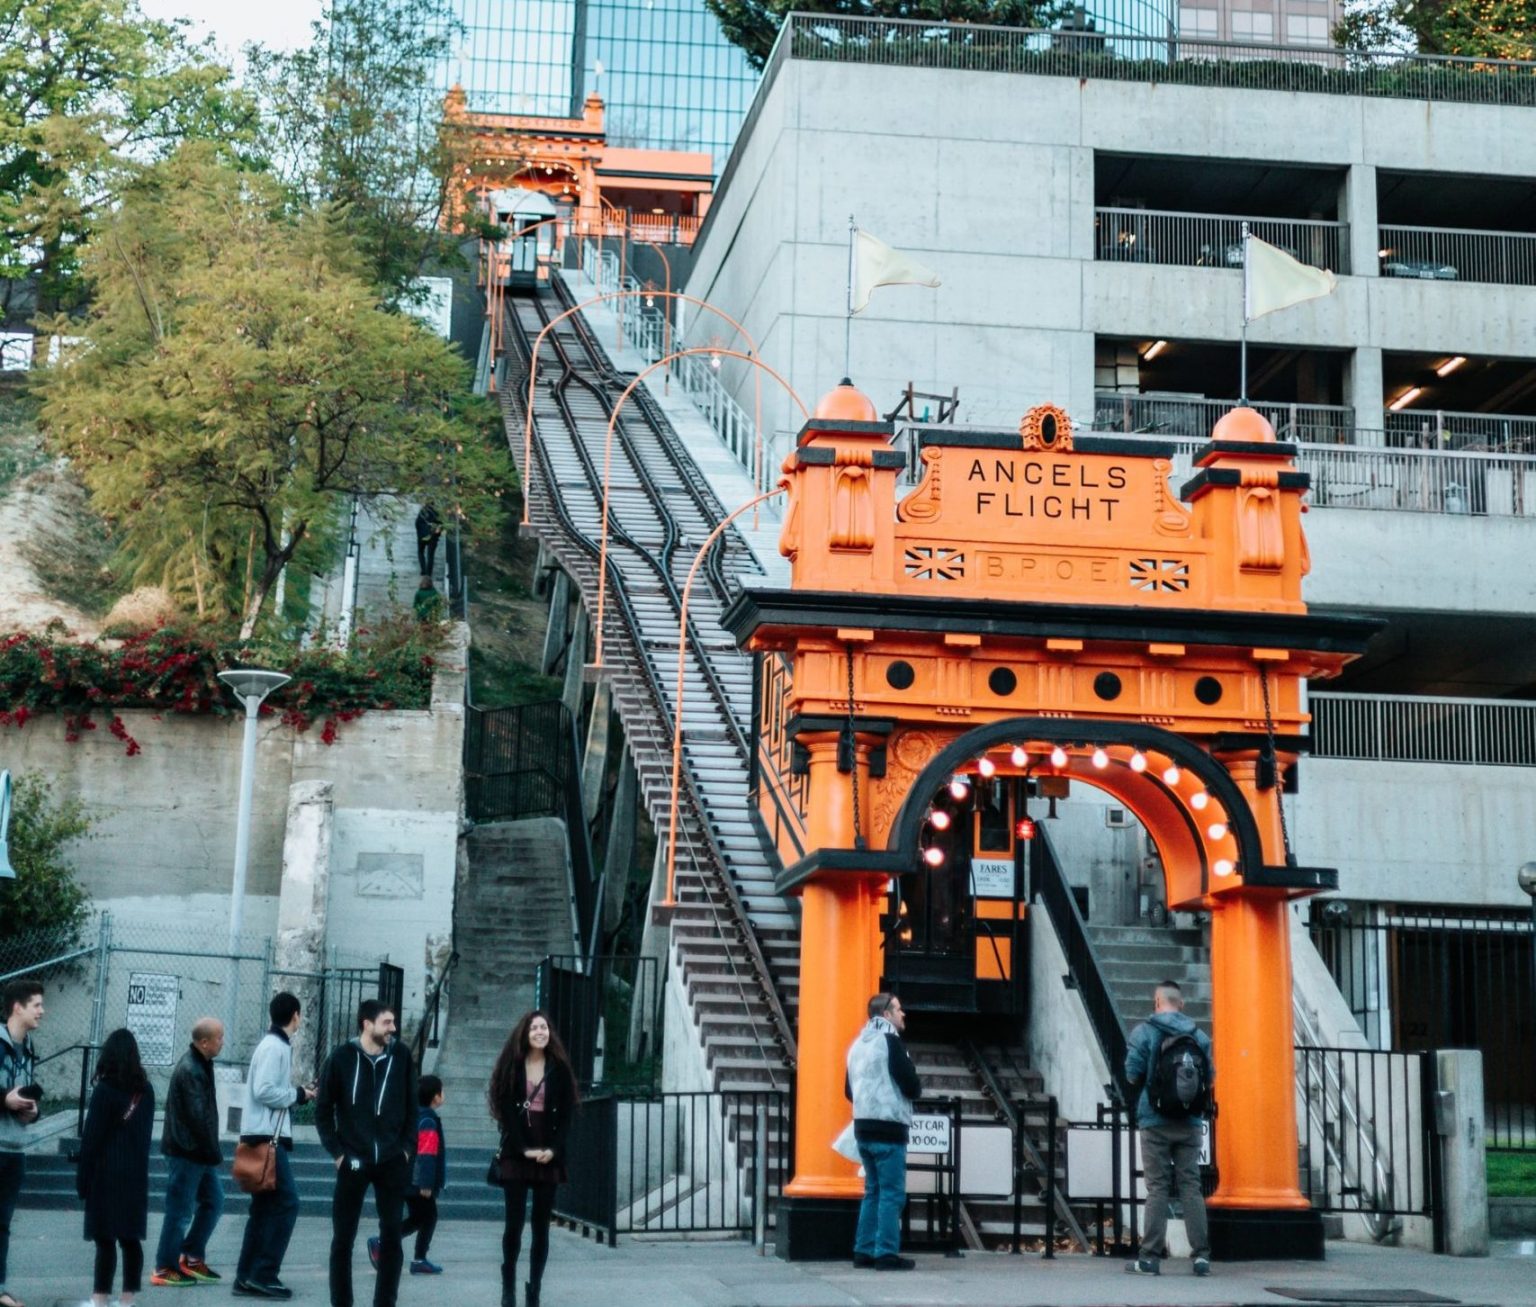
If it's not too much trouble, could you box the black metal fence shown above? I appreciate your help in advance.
[465,700,601,960]
[1295,1045,1439,1237]
[535,955,662,1093]
[554,1090,791,1244]
[1310,902,1535,1150]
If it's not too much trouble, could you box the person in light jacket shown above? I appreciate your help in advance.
[233,993,314,1301]
[844,993,922,1272]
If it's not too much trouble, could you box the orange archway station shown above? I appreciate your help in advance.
[720,385,1381,1261]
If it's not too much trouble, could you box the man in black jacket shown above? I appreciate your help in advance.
[152,1016,226,1286]
[316,1000,416,1307]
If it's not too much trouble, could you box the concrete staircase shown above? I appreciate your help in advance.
[433,817,577,1151]
[1086,923,1212,1034]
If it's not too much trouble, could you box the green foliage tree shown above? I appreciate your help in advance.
[704,0,1058,70]
[243,0,487,305]
[1336,0,1535,57]
[0,773,92,944]
[37,144,513,639]
[0,0,252,319]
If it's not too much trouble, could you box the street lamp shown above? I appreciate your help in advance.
[217,669,290,955]
[0,770,15,879]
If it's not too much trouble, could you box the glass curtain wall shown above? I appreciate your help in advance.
[444,0,586,118]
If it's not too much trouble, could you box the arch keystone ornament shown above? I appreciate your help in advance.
[722,391,1381,1262]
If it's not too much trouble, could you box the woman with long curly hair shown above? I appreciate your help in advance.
[487,1011,578,1307]
[76,1028,154,1307]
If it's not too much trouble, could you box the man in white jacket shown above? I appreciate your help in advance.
[844,994,922,1272]
[233,993,315,1300]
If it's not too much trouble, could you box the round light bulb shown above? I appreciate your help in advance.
[923,846,944,867]
[1091,748,1109,769]
[1162,765,1181,786]
[710,352,721,370]
[929,810,951,832]
[1190,790,1209,811]
[1050,746,1068,768]
[1207,821,1228,840]
[1129,751,1147,773]
[1011,745,1027,768]
[1214,858,1235,878]
[978,757,996,778]
[949,777,970,801]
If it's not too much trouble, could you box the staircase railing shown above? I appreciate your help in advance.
[1032,828,1132,1104]
[412,949,460,1062]
[464,700,603,966]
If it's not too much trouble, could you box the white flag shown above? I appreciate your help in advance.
[1245,234,1337,321]
[850,228,940,315]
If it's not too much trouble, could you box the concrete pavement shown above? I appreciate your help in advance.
[6,1208,1536,1307]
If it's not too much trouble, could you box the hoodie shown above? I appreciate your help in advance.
[315,1038,416,1167]
[843,1016,922,1145]
[0,1024,38,1152]
[1124,1009,1214,1129]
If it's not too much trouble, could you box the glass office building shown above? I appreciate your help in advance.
[441,0,759,168]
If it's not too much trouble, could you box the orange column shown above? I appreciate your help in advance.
[1207,756,1309,1212]
[785,732,885,1200]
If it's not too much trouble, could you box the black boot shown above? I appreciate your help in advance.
[501,1285,517,1307]
[526,1282,541,1307]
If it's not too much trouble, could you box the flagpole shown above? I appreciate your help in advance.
[845,215,855,378]
[1240,221,1250,406]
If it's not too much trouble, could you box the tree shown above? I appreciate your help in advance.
[0,772,92,945]
[704,0,1058,70]
[243,0,487,305]
[37,145,513,638]
[1335,0,1535,57]
[0,0,253,319]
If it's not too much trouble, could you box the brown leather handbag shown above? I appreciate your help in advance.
[232,1111,287,1195]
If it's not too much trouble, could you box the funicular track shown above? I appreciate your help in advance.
[500,277,1088,1248]
[500,282,798,1102]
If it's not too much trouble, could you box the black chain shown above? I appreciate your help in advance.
[1260,664,1297,867]
[845,643,865,851]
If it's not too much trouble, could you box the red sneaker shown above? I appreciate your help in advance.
[180,1255,223,1282]
[151,1266,198,1285]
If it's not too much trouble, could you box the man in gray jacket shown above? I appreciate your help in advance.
[844,993,922,1272]
[1124,979,1213,1277]
[0,978,44,1307]
[233,993,315,1300]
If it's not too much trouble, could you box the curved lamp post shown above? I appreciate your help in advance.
[663,487,786,910]
[519,289,761,527]
[592,346,808,670]
[218,668,291,1029]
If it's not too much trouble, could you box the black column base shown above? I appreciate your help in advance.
[775,1195,862,1261]
[1208,1206,1325,1261]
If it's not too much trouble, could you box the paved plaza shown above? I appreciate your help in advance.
[5,1209,1535,1307]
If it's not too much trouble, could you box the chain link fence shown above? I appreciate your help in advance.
[0,914,398,1124]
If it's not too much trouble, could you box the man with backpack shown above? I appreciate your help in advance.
[1124,979,1213,1277]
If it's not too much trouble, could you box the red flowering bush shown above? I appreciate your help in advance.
[0,617,444,754]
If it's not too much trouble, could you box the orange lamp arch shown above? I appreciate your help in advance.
[885,718,1266,905]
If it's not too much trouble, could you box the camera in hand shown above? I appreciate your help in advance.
[16,1084,43,1102]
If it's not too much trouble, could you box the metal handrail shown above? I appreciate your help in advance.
[1379,223,1536,287]
[1093,392,1355,441]
[1032,828,1132,1103]
[412,950,459,1061]
[1385,407,1536,452]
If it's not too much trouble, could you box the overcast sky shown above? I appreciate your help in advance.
[137,0,324,58]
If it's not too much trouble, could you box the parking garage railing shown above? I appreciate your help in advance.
[1310,691,1536,767]
[777,15,1536,108]
[1385,409,1536,453]
[1093,392,1354,442]
[1379,223,1536,287]
[1095,208,1349,274]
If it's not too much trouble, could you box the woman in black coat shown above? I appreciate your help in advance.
[77,1028,154,1306]
[488,1011,578,1307]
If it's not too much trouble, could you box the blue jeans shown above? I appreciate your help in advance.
[853,1139,907,1261]
[236,1144,298,1286]
[0,1151,23,1290]
[155,1155,225,1270]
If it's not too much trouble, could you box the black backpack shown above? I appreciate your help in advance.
[1147,1030,1210,1118]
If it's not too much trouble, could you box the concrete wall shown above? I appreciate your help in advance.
[1295,758,1536,908]
[688,60,1536,438]
[4,625,468,1021]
